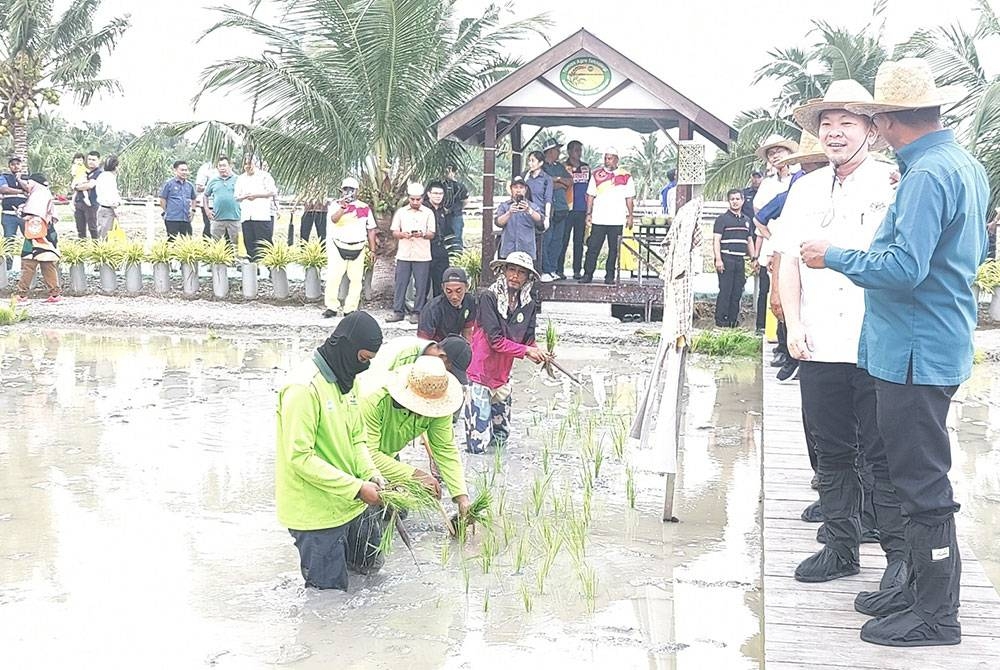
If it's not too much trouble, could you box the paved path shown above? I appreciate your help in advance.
[761,349,1000,669]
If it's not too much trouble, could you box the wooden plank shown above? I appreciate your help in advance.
[760,344,1000,666]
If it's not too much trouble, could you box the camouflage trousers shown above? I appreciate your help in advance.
[464,382,512,454]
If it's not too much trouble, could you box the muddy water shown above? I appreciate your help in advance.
[0,329,767,669]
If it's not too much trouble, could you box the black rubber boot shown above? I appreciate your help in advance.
[800,499,823,523]
[860,517,961,647]
[855,582,914,617]
[871,477,908,569]
[880,559,909,591]
[795,469,861,583]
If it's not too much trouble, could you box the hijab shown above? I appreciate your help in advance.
[317,312,383,393]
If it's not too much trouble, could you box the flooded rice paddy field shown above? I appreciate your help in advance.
[0,328,997,669]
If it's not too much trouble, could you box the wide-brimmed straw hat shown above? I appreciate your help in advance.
[489,251,539,280]
[755,134,799,161]
[776,131,827,167]
[387,356,464,418]
[844,58,964,117]
[792,79,887,150]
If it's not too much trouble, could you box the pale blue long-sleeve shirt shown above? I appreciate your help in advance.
[824,129,989,386]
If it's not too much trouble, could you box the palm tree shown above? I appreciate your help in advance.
[178,0,549,295]
[626,133,676,201]
[898,0,1000,208]
[0,1,131,169]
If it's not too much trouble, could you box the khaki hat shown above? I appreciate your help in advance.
[776,131,827,167]
[844,58,963,117]
[489,251,539,280]
[387,356,464,418]
[755,134,799,161]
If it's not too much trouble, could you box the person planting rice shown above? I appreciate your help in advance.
[275,313,387,591]
[361,356,471,519]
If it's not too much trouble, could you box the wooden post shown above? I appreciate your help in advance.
[510,123,523,179]
[480,111,498,286]
[676,119,693,211]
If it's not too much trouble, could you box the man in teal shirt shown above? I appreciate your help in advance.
[205,156,241,249]
[800,59,989,648]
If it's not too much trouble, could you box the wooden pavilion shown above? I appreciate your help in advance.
[436,29,736,310]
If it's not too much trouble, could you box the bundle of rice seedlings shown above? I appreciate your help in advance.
[543,319,557,379]
[376,479,439,558]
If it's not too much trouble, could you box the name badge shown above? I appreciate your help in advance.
[517,313,524,323]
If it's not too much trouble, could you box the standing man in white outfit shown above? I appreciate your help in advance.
[95,155,121,239]
[323,177,378,318]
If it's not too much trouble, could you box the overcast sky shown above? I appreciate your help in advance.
[67,0,999,146]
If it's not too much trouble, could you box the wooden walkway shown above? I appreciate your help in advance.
[761,348,1000,669]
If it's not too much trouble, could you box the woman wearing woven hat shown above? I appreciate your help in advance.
[361,356,471,516]
[776,80,910,601]
[275,312,387,591]
[800,58,990,648]
[465,251,552,454]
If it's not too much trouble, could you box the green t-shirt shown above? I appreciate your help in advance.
[274,354,378,531]
[204,174,241,221]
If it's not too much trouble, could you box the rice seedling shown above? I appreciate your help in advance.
[538,517,563,556]
[565,513,589,565]
[556,418,569,451]
[626,466,637,509]
[592,439,606,479]
[530,474,551,516]
[543,319,558,379]
[519,581,534,613]
[376,479,440,555]
[541,444,551,475]
[441,539,452,567]
[0,297,28,326]
[461,560,471,594]
[536,545,560,594]
[610,416,628,461]
[482,589,490,613]
[465,488,492,528]
[512,535,529,574]
[501,514,517,548]
[479,531,499,574]
[578,564,599,612]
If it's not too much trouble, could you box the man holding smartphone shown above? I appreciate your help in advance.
[388,183,435,323]
[495,175,543,261]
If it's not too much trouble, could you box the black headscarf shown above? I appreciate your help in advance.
[317,312,383,393]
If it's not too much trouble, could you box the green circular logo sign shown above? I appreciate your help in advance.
[560,57,612,96]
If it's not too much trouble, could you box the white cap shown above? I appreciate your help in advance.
[601,146,620,157]
[406,182,425,197]
[341,177,359,190]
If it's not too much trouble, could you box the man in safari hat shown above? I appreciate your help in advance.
[361,355,471,518]
[752,134,799,214]
[776,80,907,601]
[800,59,989,647]
[465,251,552,453]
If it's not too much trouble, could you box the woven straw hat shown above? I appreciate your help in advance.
[792,79,887,151]
[489,251,539,280]
[776,131,827,167]
[755,134,799,161]
[844,58,963,116]
[387,356,464,418]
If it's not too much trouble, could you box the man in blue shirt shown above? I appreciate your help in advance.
[659,169,677,215]
[540,139,572,281]
[563,140,591,279]
[159,160,197,241]
[800,59,989,648]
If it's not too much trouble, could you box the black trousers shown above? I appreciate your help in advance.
[775,320,789,356]
[583,224,621,280]
[74,202,98,239]
[242,219,273,262]
[874,377,960,526]
[429,244,449,298]
[200,207,211,238]
[800,362,906,561]
[563,210,587,276]
[288,505,386,590]
[756,265,770,330]
[715,255,746,327]
[164,219,193,241]
[301,210,327,245]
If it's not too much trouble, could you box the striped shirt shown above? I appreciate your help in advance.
[713,210,752,257]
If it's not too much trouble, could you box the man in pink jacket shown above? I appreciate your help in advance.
[464,252,552,453]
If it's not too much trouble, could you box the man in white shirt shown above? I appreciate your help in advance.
[324,177,378,318]
[235,156,277,263]
[778,82,907,594]
[387,183,435,323]
[94,155,121,239]
[753,134,799,214]
[580,146,635,285]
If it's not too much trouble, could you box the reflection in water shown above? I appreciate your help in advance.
[1,328,765,668]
